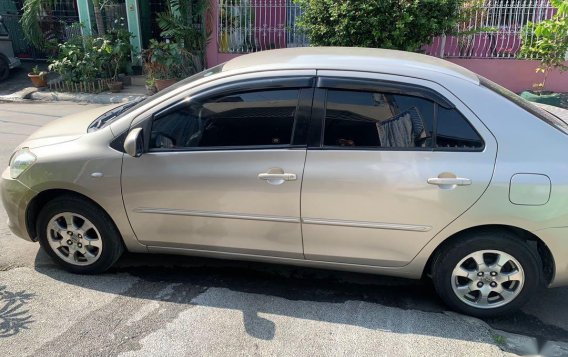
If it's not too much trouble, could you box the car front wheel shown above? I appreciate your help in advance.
[432,230,543,317]
[37,195,124,274]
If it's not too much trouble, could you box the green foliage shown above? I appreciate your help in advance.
[156,0,209,70]
[143,39,199,80]
[48,29,134,83]
[21,0,60,50]
[520,0,568,91]
[294,0,464,52]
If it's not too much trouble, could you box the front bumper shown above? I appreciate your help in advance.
[1,167,36,241]
[7,57,20,69]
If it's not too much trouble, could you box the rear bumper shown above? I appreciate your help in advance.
[7,57,20,69]
[534,226,568,287]
[1,167,36,241]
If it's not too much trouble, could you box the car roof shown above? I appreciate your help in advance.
[221,47,480,85]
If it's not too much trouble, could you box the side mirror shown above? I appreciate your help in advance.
[124,128,144,157]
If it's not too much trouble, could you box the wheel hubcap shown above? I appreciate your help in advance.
[46,212,103,266]
[451,250,524,309]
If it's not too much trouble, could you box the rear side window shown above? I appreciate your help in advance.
[324,90,434,148]
[323,89,483,150]
[150,89,299,149]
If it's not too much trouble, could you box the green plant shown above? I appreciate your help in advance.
[157,0,210,71]
[454,0,498,56]
[520,0,568,92]
[21,0,107,50]
[21,0,59,50]
[31,65,41,75]
[104,21,135,79]
[294,0,464,52]
[492,333,507,346]
[48,28,133,83]
[143,39,196,80]
[145,77,156,87]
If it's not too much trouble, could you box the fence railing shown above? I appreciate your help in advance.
[218,0,308,53]
[102,2,128,33]
[218,0,557,59]
[2,13,81,60]
[424,0,555,59]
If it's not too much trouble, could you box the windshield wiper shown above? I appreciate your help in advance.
[88,97,145,132]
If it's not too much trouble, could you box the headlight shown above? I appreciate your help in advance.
[9,148,36,179]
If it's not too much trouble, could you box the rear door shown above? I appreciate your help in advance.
[300,71,497,267]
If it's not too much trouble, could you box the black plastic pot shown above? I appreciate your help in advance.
[520,91,561,107]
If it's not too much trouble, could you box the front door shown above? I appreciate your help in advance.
[301,72,497,267]
[121,80,314,258]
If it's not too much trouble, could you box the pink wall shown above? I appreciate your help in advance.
[205,49,568,93]
[448,58,568,92]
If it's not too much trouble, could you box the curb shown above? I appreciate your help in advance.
[0,87,38,103]
[443,311,567,356]
[0,87,147,104]
[28,91,147,104]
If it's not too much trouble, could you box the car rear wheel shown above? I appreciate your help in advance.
[431,230,543,317]
[37,195,124,274]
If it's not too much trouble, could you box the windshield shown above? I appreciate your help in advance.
[88,64,226,132]
[478,76,568,135]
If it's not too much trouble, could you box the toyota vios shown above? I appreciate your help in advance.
[3,47,568,317]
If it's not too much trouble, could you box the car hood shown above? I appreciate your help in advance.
[21,104,121,149]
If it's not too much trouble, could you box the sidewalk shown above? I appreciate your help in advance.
[0,84,147,104]
[30,84,147,104]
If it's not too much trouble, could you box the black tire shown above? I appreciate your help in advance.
[37,195,124,274]
[0,57,9,81]
[431,229,543,317]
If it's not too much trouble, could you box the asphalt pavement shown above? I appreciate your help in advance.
[1,101,568,356]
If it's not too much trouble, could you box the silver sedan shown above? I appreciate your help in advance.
[3,47,568,317]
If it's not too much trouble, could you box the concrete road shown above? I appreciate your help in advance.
[0,102,567,356]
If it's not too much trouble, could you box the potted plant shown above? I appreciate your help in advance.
[28,65,48,87]
[145,77,157,95]
[145,40,184,91]
[519,0,568,107]
[103,36,132,93]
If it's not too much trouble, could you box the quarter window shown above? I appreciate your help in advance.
[150,89,299,149]
[436,107,483,149]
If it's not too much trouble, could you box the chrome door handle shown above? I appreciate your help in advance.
[258,173,297,181]
[427,177,471,187]
[258,168,297,185]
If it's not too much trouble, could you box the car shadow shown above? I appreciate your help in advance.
[34,249,568,345]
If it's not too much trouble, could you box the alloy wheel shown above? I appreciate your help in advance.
[451,250,525,309]
[46,212,103,266]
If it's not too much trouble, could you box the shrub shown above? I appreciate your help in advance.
[520,0,568,92]
[294,0,464,52]
[48,28,133,83]
[143,39,201,80]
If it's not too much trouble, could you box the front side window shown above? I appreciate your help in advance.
[324,90,434,148]
[150,89,300,149]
